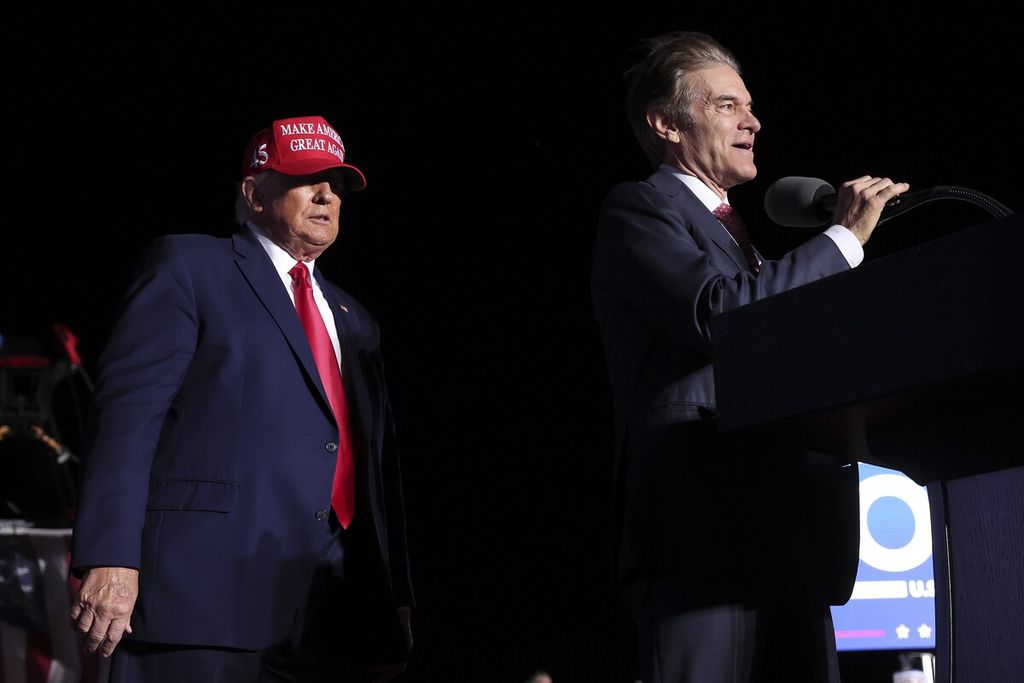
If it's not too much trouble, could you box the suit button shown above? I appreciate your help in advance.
[315,509,329,522]
[325,442,338,452]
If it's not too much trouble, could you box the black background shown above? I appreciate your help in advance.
[3,6,1019,682]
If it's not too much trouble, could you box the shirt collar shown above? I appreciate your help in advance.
[247,222,317,279]
[659,164,728,212]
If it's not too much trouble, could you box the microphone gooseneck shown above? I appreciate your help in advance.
[764,176,1013,228]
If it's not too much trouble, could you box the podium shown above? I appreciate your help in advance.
[711,213,1024,683]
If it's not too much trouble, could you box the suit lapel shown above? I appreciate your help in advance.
[318,276,390,556]
[232,231,334,418]
[648,168,751,273]
[316,271,374,454]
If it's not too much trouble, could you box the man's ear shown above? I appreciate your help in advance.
[646,109,682,144]
[241,176,262,213]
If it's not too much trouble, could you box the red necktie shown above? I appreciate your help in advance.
[289,262,355,528]
[713,203,760,274]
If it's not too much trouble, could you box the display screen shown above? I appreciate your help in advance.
[831,463,936,651]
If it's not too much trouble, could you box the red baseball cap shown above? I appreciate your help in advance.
[241,115,366,191]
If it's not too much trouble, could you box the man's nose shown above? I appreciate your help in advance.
[313,182,338,203]
[743,109,761,134]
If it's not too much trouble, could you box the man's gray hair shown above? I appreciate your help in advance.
[625,31,741,168]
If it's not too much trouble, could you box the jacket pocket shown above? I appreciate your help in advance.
[648,402,714,428]
[146,479,239,512]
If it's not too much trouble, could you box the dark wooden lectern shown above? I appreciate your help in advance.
[711,213,1024,683]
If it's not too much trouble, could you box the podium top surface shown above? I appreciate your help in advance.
[711,213,1023,481]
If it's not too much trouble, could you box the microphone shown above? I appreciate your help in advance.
[764,176,1013,228]
[763,176,836,227]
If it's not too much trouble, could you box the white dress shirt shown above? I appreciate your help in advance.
[248,222,343,368]
[662,165,864,268]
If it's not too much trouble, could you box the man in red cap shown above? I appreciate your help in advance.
[69,116,414,682]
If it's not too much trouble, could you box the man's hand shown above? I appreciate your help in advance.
[833,175,911,245]
[70,567,139,657]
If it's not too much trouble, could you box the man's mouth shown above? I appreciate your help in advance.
[733,142,754,151]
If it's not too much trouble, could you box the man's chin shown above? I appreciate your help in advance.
[303,229,339,247]
[730,167,757,186]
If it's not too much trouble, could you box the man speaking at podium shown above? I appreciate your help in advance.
[591,32,908,682]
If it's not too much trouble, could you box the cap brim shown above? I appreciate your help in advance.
[273,157,367,191]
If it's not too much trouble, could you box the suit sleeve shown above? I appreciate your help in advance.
[379,356,415,608]
[593,182,850,357]
[71,237,199,574]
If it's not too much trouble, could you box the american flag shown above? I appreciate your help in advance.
[0,527,108,683]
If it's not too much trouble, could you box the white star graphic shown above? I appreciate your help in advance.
[895,624,910,639]
[918,623,932,639]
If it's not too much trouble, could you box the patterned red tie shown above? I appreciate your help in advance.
[713,203,760,274]
[289,262,355,528]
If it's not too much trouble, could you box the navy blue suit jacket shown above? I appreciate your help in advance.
[592,168,859,602]
[71,228,413,650]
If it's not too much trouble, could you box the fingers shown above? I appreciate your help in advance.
[73,606,130,656]
[70,567,139,657]
[85,612,113,654]
[97,617,131,657]
[843,176,910,197]
[72,603,94,637]
[72,601,109,655]
[841,175,873,188]
[879,180,911,201]
[843,176,905,197]
[833,175,910,245]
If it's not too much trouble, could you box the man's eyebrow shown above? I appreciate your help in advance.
[713,93,753,107]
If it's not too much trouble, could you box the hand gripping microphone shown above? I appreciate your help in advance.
[764,176,1012,228]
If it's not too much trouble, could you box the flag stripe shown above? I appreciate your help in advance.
[0,531,104,683]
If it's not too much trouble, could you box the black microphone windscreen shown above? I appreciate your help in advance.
[764,176,835,227]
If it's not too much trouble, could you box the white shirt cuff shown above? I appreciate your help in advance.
[824,225,864,268]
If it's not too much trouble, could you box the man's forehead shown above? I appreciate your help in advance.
[692,64,751,101]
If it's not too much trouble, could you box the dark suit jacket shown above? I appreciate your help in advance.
[71,228,413,652]
[591,168,859,604]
